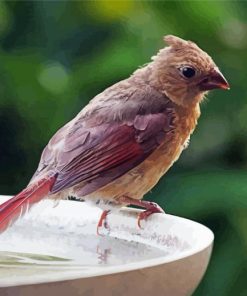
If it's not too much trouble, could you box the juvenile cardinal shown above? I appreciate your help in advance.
[0,35,229,233]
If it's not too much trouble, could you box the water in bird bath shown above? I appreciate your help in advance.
[0,230,168,267]
[0,226,174,285]
[0,198,191,286]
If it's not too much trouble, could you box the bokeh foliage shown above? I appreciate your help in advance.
[0,1,246,295]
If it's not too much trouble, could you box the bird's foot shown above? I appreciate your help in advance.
[137,201,164,228]
[97,210,110,236]
[118,196,165,229]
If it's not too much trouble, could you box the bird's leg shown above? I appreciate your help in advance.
[119,196,165,228]
[97,210,111,236]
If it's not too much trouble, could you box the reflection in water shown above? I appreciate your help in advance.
[97,245,111,265]
[0,228,168,269]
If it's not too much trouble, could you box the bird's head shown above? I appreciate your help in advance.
[149,35,229,107]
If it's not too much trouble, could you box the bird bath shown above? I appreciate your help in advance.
[0,195,213,296]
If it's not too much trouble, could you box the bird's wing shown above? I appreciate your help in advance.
[33,93,176,196]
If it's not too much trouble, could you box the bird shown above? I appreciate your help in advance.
[0,35,229,234]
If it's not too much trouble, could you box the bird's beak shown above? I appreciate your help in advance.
[199,68,230,91]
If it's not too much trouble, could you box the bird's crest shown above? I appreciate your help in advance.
[164,35,198,50]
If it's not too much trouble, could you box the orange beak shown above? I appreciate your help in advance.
[199,68,230,91]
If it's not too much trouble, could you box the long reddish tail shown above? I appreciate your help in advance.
[0,174,57,233]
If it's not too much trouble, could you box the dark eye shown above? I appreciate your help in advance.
[179,66,196,79]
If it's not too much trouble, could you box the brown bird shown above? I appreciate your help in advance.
[0,35,229,233]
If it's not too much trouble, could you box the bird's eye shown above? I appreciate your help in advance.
[179,66,196,79]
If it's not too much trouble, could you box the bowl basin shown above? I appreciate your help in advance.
[0,195,213,296]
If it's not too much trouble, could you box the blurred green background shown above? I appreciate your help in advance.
[0,1,246,295]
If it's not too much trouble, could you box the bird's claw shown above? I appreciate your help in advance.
[97,210,110,236]
[137,202,165,229]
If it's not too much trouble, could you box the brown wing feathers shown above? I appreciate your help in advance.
[50,109,175,195]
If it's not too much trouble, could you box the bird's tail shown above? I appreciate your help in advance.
[0,174,57,233]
